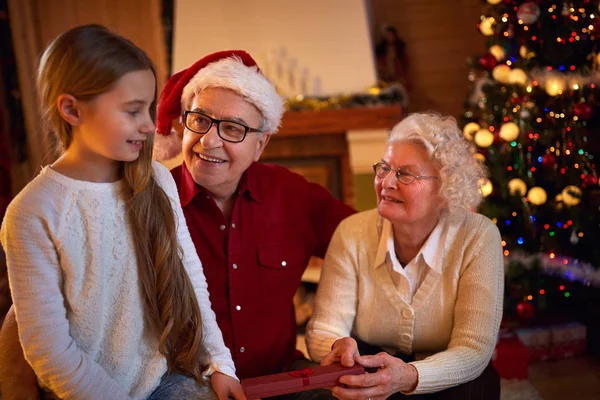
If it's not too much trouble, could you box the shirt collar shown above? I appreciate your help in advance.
[177,162,262,207]
[373,213,447,274]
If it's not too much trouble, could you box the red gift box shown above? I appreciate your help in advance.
[242,364,365,399]
[492,332,529,379]
[514,326,551,362]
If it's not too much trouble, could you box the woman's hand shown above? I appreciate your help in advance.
[332,352,418,400]
[211,371,246,400]
[320,337,360,367]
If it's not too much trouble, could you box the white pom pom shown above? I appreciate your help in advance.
[153,129,183,161]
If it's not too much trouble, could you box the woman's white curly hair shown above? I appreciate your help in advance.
[388,112,488,216]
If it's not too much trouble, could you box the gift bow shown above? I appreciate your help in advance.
[289,368,314,386]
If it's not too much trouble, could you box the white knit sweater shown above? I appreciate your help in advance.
[306,209,504,394]
[1,161,236,400]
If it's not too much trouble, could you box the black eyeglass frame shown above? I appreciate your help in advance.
[372,161,439,185]
[183,110,263,143]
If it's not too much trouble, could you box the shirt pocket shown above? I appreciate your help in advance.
[257,242,307,301]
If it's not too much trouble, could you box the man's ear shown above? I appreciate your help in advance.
[57,94,82,126]
[254,132,272,162]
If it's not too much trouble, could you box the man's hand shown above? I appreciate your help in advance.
[320,337,360,368]
[211,371,246,400]
[0,306,40,400]
[331,352,418,400]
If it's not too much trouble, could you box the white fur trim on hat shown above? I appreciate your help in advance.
[152,128,182,161]
[181,56,285,133]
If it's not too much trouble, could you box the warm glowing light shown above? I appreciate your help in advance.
[479,178,493,197]
[527,295,533,300]
[463,122,480,140]
[504,250,510,256]
[540,289,545,295]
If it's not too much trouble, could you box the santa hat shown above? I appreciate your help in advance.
[153,50,285,161]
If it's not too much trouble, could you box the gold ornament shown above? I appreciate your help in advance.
[492,65,511,84]
[545,77,567,96]
[499,122,520,141]
[480,17,495,36]
[519,46,536,59]
[508,68,528,86]
[480,178,493,197]
[561,185,582,206]
[489,45,505,61]
[527,186,547,205]
[463,122,480,140]
[487,0,502,4]
[474,129,495,148]
[474,153,486,162]
[508,178,527,196]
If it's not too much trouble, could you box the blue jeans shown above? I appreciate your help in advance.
[147,373,218,400]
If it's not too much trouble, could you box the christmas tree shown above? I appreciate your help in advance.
[462,0,600,321]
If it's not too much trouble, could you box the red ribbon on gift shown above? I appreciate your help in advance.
[289,368,314,386]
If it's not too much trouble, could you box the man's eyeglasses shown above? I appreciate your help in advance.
[372,161,439,185]
[184,110,262,143]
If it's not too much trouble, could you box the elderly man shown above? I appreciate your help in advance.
[154,50,355,380]
[0,50,354,398]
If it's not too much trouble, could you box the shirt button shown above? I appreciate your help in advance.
[220,224,226,231]
[232,223,236,228]
[240,347,245,353]
[235,305,241,311]
[401,333,412,342]
[281,261,287,267]
[401,308,414,319]
[232,263,238,270]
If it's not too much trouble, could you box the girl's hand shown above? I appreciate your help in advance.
[320,337,360,367]
[332,352,418,400]
[211,371,246,400]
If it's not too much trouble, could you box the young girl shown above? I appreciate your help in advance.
[0,25,243,399]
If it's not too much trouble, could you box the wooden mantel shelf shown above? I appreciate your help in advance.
[277,105,403,137]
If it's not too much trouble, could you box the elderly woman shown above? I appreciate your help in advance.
[306,113,503,400]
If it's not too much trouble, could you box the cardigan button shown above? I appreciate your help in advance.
[401,333,412,342]
[401,308,414,319]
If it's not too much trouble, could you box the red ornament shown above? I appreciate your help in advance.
[542,153,556,167]
[516,300,535,319]
[479,53,498,71]
[583,174,598,187]
[573,103,593,121]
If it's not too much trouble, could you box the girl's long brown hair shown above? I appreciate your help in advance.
[37,24,204,380]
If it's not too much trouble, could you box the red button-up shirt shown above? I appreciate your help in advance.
[171,162,355,379]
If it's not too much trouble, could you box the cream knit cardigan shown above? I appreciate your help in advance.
[306,209,503,394]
